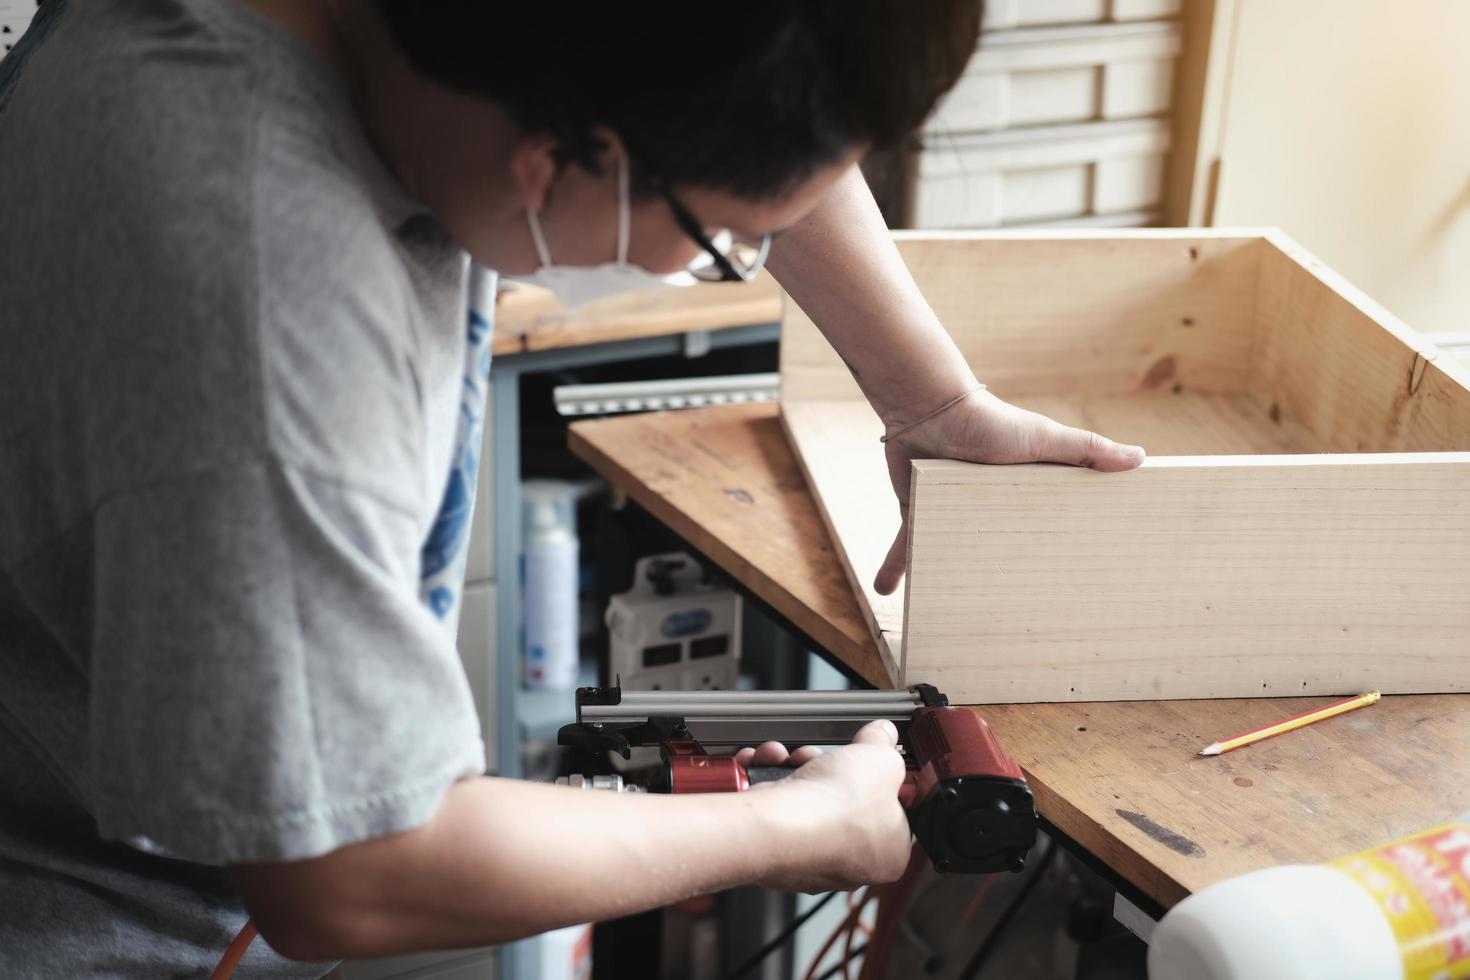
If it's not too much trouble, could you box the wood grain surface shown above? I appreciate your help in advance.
[569,403,892,688]
[779,231,1470,704]
[779,400,903,683]
[492,276,782,357]
[1251,231,1470,454]
[569,403,1470,908]
[905,454,1470,701]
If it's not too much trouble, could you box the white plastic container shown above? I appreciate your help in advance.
[1149,815,1470,980]
[522,494,578,690]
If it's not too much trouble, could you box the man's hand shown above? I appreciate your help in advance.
[234,722,913,960]
[733,719,911,892]
[875,389,1145,595]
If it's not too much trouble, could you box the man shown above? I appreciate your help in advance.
[0,1,1143,975]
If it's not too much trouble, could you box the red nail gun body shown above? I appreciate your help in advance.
[558,684,1036,874]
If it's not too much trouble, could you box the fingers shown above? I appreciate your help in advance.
[787,745,824,766]
[850,718,899,749]
[872,521,909,596]
[738,742,825,768]
[738,741,789,767]
[1035,418,1145,472]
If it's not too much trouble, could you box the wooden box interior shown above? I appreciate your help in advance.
[779,230,1470,698]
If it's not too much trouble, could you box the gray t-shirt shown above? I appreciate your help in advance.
[0,1,492,975]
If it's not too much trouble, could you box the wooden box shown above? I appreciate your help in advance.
[779,230,1470,701]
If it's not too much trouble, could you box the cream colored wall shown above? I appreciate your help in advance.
[1207,0,1470,336]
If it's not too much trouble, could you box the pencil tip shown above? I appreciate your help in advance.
[1198,743,1222,757]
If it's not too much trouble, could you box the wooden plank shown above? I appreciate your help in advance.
[780,401,902,683]
[779,230,1274,667]
[568,403,1470,909]
[492,275,781,357]
[780,230,1266,406]
[1163,0,1235,226]
[1010,390,1320,455]
[903,454,1470,701]
[568,404,892,688]
[783,390,1322,673]
[1248,231,1470,453]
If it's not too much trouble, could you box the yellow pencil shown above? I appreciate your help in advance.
[1197,691,1382,756]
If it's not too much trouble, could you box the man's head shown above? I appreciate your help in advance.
[359,1,981,275]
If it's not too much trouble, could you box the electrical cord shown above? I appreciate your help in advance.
[813,941,868,980]
[896,862,1001,976]
[856,845,927,980]
[838,887,879,980]
[211,919,257,979]
[804,888,877,980]
[221,887,839,980]
[954,838,1058,980]
[724,889,839,980]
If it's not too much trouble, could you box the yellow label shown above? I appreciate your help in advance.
[1333,823,1470,980]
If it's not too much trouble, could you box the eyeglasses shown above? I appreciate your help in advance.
[648,177,772,283]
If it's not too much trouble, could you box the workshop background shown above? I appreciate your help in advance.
[4,0,1464,978]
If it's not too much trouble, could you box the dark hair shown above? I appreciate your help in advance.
[374,2,981,199]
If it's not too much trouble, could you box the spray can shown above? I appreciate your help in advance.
[522,494,579,690]
[1149,813,1470,980]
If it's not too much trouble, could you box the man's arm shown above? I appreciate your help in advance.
[765,165,1145,594]
[230,723,907,961]
[763,165,978,425]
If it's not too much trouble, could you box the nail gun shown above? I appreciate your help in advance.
[556,684,1037,874]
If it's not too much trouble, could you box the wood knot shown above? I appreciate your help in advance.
[1141,355,1177,389]
[1409,352,1432,395]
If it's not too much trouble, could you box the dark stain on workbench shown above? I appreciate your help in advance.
[724,488,754,505]
[1115,809,1206,858]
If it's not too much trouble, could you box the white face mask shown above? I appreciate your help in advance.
[511,154,697,308]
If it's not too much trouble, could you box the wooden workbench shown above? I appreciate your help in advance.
[570,402,1470,908]
[493,278,783,357]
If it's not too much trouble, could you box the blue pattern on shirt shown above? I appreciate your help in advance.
[420,267,495,619]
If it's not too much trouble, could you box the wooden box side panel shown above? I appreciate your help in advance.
[1248,232,1470,453]
[901,456,1470,703]
[780,400,903,683]
[780,231,1266,405]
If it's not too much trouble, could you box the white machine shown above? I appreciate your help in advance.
[606,552,741,693]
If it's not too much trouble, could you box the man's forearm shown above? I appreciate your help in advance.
[237,775,828,960]
[765,165,977,423]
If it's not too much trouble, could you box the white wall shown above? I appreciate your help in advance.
[1210,0,1470,336]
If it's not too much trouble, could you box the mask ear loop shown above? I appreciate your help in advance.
[616,154,631,267]
[526,206,555,269]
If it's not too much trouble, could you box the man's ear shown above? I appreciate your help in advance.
[586,125,627,176]
[509,133,561,213]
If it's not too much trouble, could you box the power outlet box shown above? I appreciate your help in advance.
[1,0,40,58]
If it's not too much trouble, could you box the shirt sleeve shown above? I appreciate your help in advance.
[87,454,485,865]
